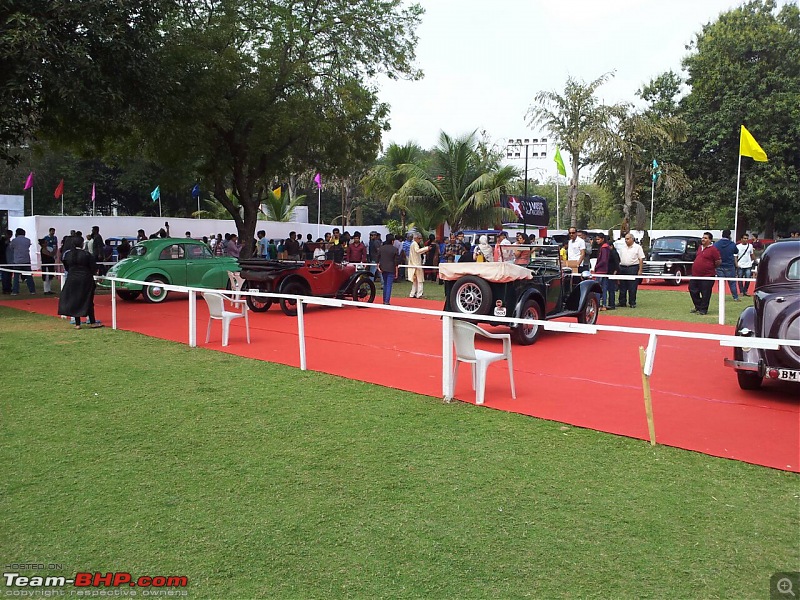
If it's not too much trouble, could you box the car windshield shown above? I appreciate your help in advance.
[652,238,686,252]
[130,245,147,257]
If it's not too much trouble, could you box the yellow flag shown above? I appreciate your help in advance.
[739,125,767,162]
[273,186,282,198]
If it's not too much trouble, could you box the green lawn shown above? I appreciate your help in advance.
[1,306,797,599]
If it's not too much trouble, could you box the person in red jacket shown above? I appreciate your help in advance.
[345,231,368,264]
[689,231,722,315]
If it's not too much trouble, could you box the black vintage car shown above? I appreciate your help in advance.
[724,239,800,390]
[442,246,601,345]
[642,235,701,285]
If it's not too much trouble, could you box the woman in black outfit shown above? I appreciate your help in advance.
[58,235,103,329]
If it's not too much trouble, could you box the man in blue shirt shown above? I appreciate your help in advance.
[714,229,739,302]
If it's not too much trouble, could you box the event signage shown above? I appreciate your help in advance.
[500,194,549,226]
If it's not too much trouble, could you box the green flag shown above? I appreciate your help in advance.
[652,159,662,182]
[554,147,567,177]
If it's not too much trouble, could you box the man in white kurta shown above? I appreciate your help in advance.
[406,233,430,298]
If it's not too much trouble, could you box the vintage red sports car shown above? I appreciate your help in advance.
[238,259,376,316]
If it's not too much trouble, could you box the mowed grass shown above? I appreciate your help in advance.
[1,306,797,599]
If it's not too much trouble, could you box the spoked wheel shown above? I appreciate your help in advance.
[578,294,599,324]
[513,299,543,345]
[279,281,306,316]
[244,282,272,312]
[144,276,169,303]
[449,276,492,315]
[352,277,376,304]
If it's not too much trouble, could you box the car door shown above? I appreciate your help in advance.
[185,243,216,287]
[157,243,187,285]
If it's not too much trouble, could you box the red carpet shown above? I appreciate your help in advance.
[4,294,798,472]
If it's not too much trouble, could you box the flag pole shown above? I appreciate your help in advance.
[650,175,655,232]
[159,197,163,218]
[555,178,560,230]
[31,185,34,216]
[734,153,742,238]
[61,193,64,216]
[316,187,321,239]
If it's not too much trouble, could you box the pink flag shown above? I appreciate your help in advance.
[91,183,96,203]
[23,172,34,190]
[314,173,321,189]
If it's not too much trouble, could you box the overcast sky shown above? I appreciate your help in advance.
[376,0,751,176]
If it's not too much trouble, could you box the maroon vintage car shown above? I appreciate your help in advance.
[238,258,376,316]
[724,238,800,390]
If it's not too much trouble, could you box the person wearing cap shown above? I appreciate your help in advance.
[406,232,431,298]
[346,231,367,263]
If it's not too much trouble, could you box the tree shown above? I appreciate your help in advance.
[392,131,518,232]
[593,105,687,228]
[527,73,614,227]
[681,0,800,237]
[261,189,307,223]
[0,0,169,165]
[361,142,427,231]
[135,0,423,258]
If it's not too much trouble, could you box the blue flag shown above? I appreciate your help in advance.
[191,184,200,198]
[151,186,160,202]
[652,159,662,182]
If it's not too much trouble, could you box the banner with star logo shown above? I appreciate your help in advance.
[500,194,549,226]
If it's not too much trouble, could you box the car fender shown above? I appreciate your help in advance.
[513,288,545,324]
[278,275,311,295]
[732,306,762,369]
[113,267,172,291]
[341,271,371,294]
[199,267,230,290]
[565,280,601,312]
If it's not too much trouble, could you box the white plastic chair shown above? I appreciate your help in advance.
[227,271,246,300]
[452,320,516,405]
[203,292,250,347]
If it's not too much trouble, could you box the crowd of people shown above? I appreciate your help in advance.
[3,222,797,316]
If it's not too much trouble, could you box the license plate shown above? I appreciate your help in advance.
[778,369,799,381]
[494,307,507,317]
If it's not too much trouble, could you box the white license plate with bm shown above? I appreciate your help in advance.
[778,369,799,381]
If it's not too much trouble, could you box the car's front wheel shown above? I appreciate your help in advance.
[513,299,543,345]
[144,276,169,303]
[671,267,684,286]
[244,282,272,312]
[450,276,492,315]
[578,293,599,324]
[352,277,376,304]
[116,290,140,302]
[737,371,763,390]
[279,281,306,316]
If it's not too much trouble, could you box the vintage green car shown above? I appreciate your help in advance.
[100,238,239,302]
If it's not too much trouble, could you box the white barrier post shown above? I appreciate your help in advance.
[442,314,453,401]
[718,277,726,325]
[188,289,196,348]
[111,280,117,330]
[297,298,307,371]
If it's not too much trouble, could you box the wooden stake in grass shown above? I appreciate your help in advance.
[639,334,658,446]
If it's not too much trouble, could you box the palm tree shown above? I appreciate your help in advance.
[361,142,426,231]
[593,105,689,225]
[394,131,518,232]
[261,187,306,222]
[527,73,614,227]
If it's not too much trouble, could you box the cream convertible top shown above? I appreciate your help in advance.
[438,262,533,283]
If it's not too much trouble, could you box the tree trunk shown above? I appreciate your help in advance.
[569,152,580,227]
[623,154,635,222]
